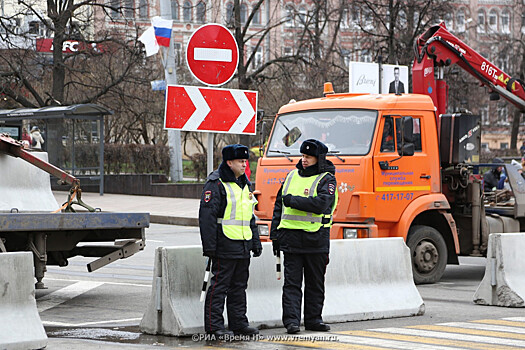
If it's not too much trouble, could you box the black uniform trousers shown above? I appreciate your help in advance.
[204,257,250,332]
[282,252,329,328]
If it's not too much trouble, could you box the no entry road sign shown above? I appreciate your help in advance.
[164,85,257,135]
[186,23,239,87]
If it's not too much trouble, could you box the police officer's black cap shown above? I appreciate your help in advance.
[300,139,328,157]
[222,144,249,161]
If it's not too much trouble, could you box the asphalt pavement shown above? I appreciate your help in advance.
[53,191,200,226]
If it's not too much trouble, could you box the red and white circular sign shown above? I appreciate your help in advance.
[186,23,239,87]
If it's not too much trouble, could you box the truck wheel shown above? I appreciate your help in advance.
[407,225,447,284]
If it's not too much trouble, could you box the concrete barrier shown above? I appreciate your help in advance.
[0,252,48,349]
[0,152,59,212]
[140,238,424,336]
[474,233,525,307]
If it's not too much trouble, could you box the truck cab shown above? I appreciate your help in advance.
[255,92,459,284]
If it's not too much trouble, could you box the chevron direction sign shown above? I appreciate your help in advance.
[164,85,258,135]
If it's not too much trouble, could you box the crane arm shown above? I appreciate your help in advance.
[413,22,525,117]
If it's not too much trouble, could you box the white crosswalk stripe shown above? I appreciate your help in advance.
[440,321,525,334]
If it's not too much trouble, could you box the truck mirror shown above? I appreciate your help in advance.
[401,116,414,143]
[282,127,302,147]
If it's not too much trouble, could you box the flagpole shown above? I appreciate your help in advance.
[159,0,183,182]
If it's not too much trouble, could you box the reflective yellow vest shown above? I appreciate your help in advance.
[277,169,338,232]
[218,180,257,240]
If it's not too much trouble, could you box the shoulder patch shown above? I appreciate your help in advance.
[328,183,335,195]
[204,191,212,202]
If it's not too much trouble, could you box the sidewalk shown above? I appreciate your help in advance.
[53,191,200,226]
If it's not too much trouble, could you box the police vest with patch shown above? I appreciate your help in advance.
[218,179,258,240]
[278,169,338,232]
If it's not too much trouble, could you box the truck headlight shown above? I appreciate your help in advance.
[258,225,269,236]
[343,228,357,239]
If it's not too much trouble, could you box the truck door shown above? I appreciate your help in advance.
[373,115,432,222]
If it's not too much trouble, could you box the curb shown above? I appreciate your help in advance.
[150,215,199,227]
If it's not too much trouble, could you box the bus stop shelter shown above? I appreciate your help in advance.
[0,104,113,195]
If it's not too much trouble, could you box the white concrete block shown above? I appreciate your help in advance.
[0,252,48,349]
[474,233,525,307]
[140,238,424,336]
[0,152,59,212]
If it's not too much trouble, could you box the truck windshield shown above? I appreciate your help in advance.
[267,109,377,156]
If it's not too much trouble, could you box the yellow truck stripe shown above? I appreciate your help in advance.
[375,186,430,191]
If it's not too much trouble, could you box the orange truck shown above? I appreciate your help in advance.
[254,23,525,284]
[254,89,525,284]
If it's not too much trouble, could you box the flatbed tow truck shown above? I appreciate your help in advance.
[0,134,149,288]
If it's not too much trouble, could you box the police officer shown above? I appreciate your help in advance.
[270,139,338,334]
[199,144,262,338]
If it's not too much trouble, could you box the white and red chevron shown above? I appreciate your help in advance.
[164,85,257,135]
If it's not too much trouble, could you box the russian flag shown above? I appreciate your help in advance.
[151,16,173,47]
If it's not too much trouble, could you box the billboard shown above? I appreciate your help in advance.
[349,62,409,94]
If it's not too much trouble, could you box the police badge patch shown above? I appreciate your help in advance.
[304,188,309,196]
[204,191,212,202]
[328,183,335,195]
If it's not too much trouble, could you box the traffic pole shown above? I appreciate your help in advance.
[276,251,281,280]
[200,257,212,302]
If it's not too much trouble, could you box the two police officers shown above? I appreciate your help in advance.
[270,139,338,334]
[199,144,262,337]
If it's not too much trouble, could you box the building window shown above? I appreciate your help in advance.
[457,10,465,32]
[477,9,485,33]
[110,0,121,19]
[341,8,349,29]
[28,21,40,34]
[444,13,453,31]
[252,46,262,69]
[285,4,295,27]
[398,10,407,29]
[124,0,134,18]
[225,2,234,26]
[363,8,373,29]
[252,6,261,25]
[522,12,525,34]
[500,142,509,150]
[501,10,510,33]
[284,47,293,56]
[481,143,489,151]
[240,3,247,24]
[489,9,498,32]
[480,106,489,125]
[497,105,508,125]
[138,0,148,19]
[196,1,205,23]
[183,0,192,22]
[361,49,372,63]
[297,6,308,27]
[171,0,179,20]
[174,42,182,65]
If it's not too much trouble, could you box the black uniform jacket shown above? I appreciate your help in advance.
[199,161,262,259]
[270,156,337,254]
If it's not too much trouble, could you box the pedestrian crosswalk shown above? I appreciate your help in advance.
[254,317,525,349]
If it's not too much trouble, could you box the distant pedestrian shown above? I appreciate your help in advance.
[270,139,338,334]
[30,126,44,150]
[483,157,504,192]
[520,141,525,156]
[199,144,262,338]
[21,127,31,149]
